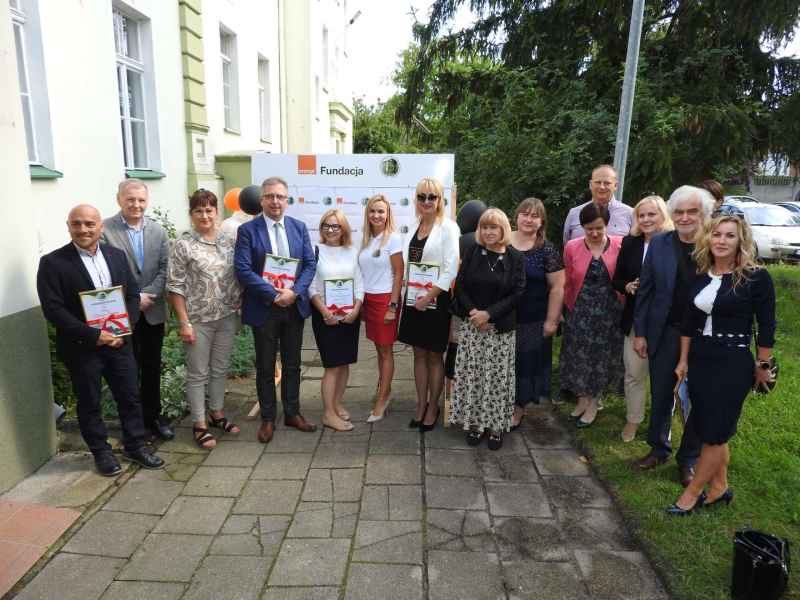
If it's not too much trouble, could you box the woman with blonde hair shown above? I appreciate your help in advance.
[358,194,404,422]
[450,208,526,449]
[398,177,460,431]
[612,195,673,441]
[667,214,776,514]
[309,209,364,431]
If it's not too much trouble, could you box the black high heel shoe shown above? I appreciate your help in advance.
[408,418,422,429]
[704,489,734,508]
[664,492,707,516]
[420,407,440,432]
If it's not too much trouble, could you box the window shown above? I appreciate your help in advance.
[258,58,271,142]
[220,28,240,132]
[322,27,329,89]
[114,8,149,168]
[314,75,320,120]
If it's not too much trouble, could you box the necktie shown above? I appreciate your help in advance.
[274,222,289,257]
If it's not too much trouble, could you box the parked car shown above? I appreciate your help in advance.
[722,203,800,261]
[724,195,761,204]
[776,201,800,216]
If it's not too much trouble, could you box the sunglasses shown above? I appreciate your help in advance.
[416,193,439,204]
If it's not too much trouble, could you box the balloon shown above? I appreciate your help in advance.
[239,185,263,216]
[457,199,487,234]
[223,187,241,212]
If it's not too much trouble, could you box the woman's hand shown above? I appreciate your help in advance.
[383,308,396,324]
[469,310,491,328]
[543,319,559,337]
[754,363,775,390]
[625,278,640,295]
[341,307,360,324]
[322,310,339,326]
[674,360,688,383]
[414,294,432,311]
[179,324,196,344]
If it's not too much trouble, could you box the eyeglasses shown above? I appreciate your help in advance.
[712,205,745,219]
[416,193,439,204]
[321,224,342,231]
[262,193,288,201]
[591,180,616,188]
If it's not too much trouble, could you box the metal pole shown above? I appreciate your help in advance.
[613,0,646,203]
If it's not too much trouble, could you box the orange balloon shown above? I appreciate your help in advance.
[223,187,241,212]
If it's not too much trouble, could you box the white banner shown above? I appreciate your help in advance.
[251,153,456,246]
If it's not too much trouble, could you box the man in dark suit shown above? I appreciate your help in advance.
[234,176,317,443]
[632,185,714,486]
[37,205,165,476]
[101,179,174,440]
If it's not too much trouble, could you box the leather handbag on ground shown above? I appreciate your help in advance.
[731,529,790,600]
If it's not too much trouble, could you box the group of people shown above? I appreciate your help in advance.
[38,166,776,516]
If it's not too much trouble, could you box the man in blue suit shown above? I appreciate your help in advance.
[235,176,317,443]
[632,185,714,486]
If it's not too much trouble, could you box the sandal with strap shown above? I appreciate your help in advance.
[193,426,216,450]
[208,413,240,434]
[466,430,483,446]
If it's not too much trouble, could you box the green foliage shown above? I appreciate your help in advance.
[150,206,179,240]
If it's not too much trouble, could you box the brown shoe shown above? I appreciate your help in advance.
[633,453,668,470]
[257,421,274,444]
[678,465,695,488]
[284,414,317,432]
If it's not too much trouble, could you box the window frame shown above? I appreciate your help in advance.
[11,5,39,164]
[257,57,271,142]
[219,27,240,133]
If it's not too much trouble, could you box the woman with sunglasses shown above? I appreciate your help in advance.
[398,177,460,431]
[309,209,364,432]
[667,214,776,515]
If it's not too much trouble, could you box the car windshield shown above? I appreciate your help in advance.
[742,206,799,226]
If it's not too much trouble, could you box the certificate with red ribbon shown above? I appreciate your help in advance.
[324,278,355,320]
[80,286,132,337]
[406,261,440,309]
[262,254,300,290]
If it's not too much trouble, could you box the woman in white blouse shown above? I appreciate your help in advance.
[309,209,364,432]
[398,177,460,431]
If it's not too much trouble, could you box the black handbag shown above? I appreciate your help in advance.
[731,529,790,600]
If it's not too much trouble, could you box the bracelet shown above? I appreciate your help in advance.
[179,320,193,328]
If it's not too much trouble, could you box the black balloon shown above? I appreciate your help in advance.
[456,199,487,234]
[239,185,262,215]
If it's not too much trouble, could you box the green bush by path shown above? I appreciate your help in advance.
[556,264,800,600]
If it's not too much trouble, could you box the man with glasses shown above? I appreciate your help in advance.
[234,177,318,443]
[563,164,634,243]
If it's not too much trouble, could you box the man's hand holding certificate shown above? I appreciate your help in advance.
[80,286,132,338]
[406,262,440,310]
[324,278,355,321]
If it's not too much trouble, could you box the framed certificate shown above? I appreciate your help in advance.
[262,254,300,289]
[324,278,355,320]
[80,286,132,337]
[406,261,440,309]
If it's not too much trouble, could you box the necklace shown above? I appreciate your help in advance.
[484,249,504,272]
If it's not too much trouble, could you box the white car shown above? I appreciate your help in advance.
[728,203,800,261]
[724,195,761,204]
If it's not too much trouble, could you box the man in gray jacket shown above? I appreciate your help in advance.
[102,179,174,439]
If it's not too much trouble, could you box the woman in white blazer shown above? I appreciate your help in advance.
[398,177,460,431]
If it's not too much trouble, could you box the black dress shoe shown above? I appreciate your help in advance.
[704,489,734,508]
[94,452,122,477]
[150,420,175,440]
[408,418,422,429]
[123,447,165,470]
[665,492,706,516]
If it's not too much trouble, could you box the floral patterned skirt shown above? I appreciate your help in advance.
[449,321,516,433]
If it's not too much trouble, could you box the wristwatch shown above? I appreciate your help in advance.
[388,302,398,310]
[179,320,193,328]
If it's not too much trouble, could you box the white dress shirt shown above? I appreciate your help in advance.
[263,214,291,257]
[75,244,112,289]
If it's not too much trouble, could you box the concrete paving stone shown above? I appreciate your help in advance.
[332,502,358,538]
[234,480,302,515]
[252,453,312,480]
[100,582,185,600]
[556,508,636,551]
[159,452,205,482]
[311,443,367,468]
[208,533,262,555]
[158,426,210,454]
[303,469,333,501]
[389,485,422,520]
[62,510,159,558]
[182,555,269,600]
[427,551,505,600]
[263,430,322,453]
[486,483,553,518]
[360,486,388,520]
[502,560,589,600]
[530,449,591,476]
[425,449,480,477]
[368,410,418,431]
[477,453,539,482]
[365,455,421,484]
[102,473,184,515]
[369,431,420,455]
[269,539,351,586]
[201,441,264,467]
[261,587,339,600]
[153,496,234,535]
[298,381,324,403]
[574,550,670,600]
[14,553,124,600]
[422,427,474,450]
[259,516,292,557]
[332,468,363,501]
[304,366,325,379]
[117,533,213,582]
[541,476,613,509]
[521,419,574,449]
[260,515,293,535]
[344,563,423,600]
[321,421,372,444]
[426,509,494,552]
[182,466,251,497]
[287,502,333,537]
[221,514,259,534]
[475,432,529,456]
[352,520,423,564]
[494,517,569,561]
[425,476,486,510]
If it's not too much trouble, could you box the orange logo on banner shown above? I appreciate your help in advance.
[336,197,343,204]
[297,155,317,175]
[298,197,305,204]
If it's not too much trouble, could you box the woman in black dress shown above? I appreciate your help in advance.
[667,215,776,515]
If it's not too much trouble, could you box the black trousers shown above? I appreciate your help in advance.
[131,317,165,425]
[646,325,701,467]
[63,343,146,455]
[252,306,304,422]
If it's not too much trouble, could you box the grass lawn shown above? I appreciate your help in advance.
[555,264,800,600]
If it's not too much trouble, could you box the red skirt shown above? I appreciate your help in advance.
[363,293,398,346]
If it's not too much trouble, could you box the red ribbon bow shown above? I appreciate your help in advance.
[263,272,296,289]
[327,304,354,316]
[88,312,130,334]
[407,281,433,290]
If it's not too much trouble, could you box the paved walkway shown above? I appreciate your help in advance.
[8,336,669,600]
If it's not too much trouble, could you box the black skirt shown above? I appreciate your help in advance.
[311,308,361,368]
[687,337,754,444]
[397,290,452,353]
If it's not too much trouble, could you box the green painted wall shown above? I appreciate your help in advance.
[215,154,253,218]
[0,307,56,493]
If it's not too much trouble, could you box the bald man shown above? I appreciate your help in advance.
[563,165,634,243]
[37,205,165,476]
